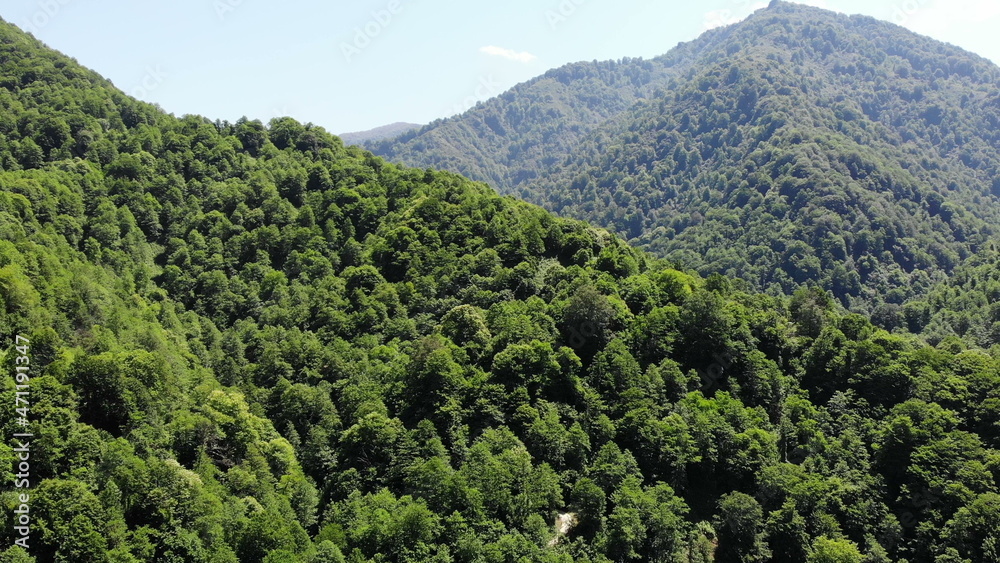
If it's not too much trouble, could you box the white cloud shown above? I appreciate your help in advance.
[479,45,537,63]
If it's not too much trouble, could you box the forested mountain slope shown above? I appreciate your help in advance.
[894,243,1000,347]
[369,52,701,191]
[371,2,1000,312]
[1,15,999,563]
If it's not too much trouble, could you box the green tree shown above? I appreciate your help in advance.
[806,537,863,563]
[715,492,771,562]
[561,284,616,361]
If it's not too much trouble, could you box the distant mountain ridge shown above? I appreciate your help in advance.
[368,43,717,190]
[369,1,1000,313]
[340,121,421,144]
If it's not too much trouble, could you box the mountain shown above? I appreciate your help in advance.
[2,14,1000,563]
[370,1,1000,313]
[339,122,421,145]
[370,56,686,192]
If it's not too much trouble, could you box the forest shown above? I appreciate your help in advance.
[371,2,1000,319]
[0,4,999,563]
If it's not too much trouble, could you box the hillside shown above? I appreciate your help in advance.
[369,54,692,192]
[895,243,1000,348]
[1,15,999,563]
[370,2,1000,313]
[339,122,421,146]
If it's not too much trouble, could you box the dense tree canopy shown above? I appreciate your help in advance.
[0,8,999,563]
[371,2,1000,315]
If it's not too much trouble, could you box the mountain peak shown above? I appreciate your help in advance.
[369,7,1000,307]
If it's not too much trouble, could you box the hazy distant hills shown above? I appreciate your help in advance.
[339,121,421,145]
[369,1,1000,312]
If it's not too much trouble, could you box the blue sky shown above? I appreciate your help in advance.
[4,0,999,134]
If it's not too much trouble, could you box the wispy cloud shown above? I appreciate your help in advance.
[479,45,537,63]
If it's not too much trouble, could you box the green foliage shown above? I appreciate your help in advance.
[372,2,1000,315]
[0,10,998,562]
[806,537,863,563]
[715,492,770,562]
